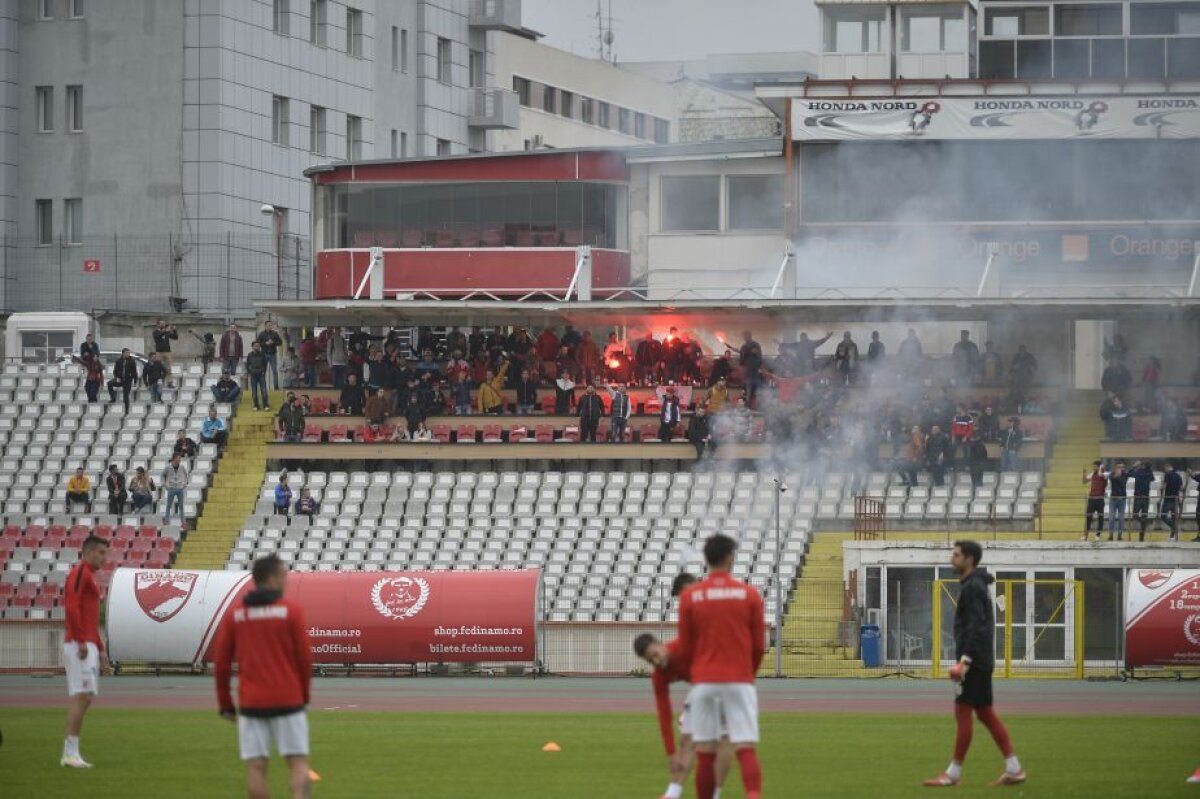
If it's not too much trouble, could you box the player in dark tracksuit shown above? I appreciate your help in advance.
[925,540,1025,788]
[1127,462,1155,541]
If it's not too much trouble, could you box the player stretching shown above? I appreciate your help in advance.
[677,534,765,799]
[925,540,1026,787]
[634,574,733,799]
[62,534,109,768]
[214,555,314,799]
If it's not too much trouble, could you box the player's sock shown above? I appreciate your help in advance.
[1005,755,1022,774]
[713,789,721,799]
[976,706,1014,762]
[63,737,79,758]
[696,752,717,799]
[946,761,963,781]
[953,703,973,762]
[736,748,762,799]
[663,783,684,799]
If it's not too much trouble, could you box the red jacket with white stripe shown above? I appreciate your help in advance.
[213,589,312,717]
[64,561,103,652]
[676,571,765,684]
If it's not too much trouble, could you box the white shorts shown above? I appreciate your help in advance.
[679,702,728,740]
[686,683,758,744]
[237,712,309,761]
[63,642,100,696]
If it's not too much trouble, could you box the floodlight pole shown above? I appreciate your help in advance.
[773,477,786,678]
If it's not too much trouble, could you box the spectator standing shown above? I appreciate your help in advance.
[151,320,179,385]
[865,331,885,382]
[213,555,314,799]
[1160,463,1183,541]
[636,332,662,385]
[1128,461,1155,542]
[276,397,306,442]
[477,360,510,414]
[602,332,627,368]
[245,342,270,411]
[952,331,981,386]
[980,342,1004,386]
[1105,462,1128,541]
[129,468,156,512]
[279,347,301,390]
[446,326,468,359]
[966,432,989,488]
[555,346,580,388]
[535,326,560,373]
[898,328,924,379]
[191,331,217,373]
[560,325,582,352]
[1000,417,1023,473]
[1103,396,1131,441]
[706,378,730,414]
[977,406,1000,442]
[104,464,127,515]
[450,372,472,416]
[659,388,682,443]
[739,331,764,405]
[363,390,389,427]
[82,354,104,403]
[404,394,426,435]
[709,351,733,386]
[577,385,605,443]
[160,454,189,525]
[1082,461,1107,542]
[1101,360,1133,399]
[576,331,602,385]
[1189,468,1200,542]
[926,425,952,487]
[142,353,168,404]
[554,371,576,415]
[688,405,714,459]
[326,326,348,388]
[212,371,242,404]
[173,429,199,462]
[833,332,859,386]
[298,335,318,388]
[1008,345,1038,409]
[79,332,101,362]
[219,324,244,375]
[899,426,925,487]
[107,349,139,412]
[256,321,284,390]
[338,373,365,416]
[796,332,833,375]
[1141,356,1162,410]
[950,405,976,460]
[294,489,319,517]
[273,473,293,516]
[201,406,229,447]
[609,385,632,442]
[515,369,539,415]
[66,467,92,512]
[1160,397,1188,441]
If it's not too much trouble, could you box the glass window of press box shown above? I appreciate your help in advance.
[323,182,626,249]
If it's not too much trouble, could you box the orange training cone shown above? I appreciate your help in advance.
[308,769,322,781]
[541,742,561,752]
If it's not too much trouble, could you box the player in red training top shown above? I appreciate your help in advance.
[634,573,733,799]
[61,534,109,768]
[677,534,766,799]
[214,554,314,799]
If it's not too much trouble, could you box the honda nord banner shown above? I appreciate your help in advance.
[791,96,1200,140]
[1124,569,1200,668]
[106,568,540,665]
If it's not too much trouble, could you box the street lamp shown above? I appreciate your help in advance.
[260,204,283,300]
[773,476,787,678]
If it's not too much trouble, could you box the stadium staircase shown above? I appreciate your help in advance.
[175,396,273,570]
[1037,390,1104,540]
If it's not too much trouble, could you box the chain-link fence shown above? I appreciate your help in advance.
[0,234,310,318]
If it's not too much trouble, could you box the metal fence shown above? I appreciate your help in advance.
[0,234,311,318]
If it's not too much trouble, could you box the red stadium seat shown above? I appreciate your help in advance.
[145,551,172,569]
[25,525,45,541]
[644,399,662,415]
[139,525,159,539]
[597,419,611,440]
[328,424,351,443]
[0,584,15,599]
[10,596,32,609]
[482,424,503,443]
[94,525,114,540]
[17,536,41,549]
[68,524,91,539]
[1,525,20,541]
[435,229,456,248]
[15,583,38,599]
[154,537,177,552]
[401,229,424,248]
[107,538,130,552]
[481,226,505,247]
[639,422,662,442]
[456,424,477,443]
[302,423,323,443]
[534,424,554,443]
[129,538,153,553]
[113,525,136,542]
[431,424,452,443]
[515,229,535,247]
[33,594,56,609]
[559,426,580,443]
[509,426,528,443]
[376,230,398,247]
[458,227,480,247]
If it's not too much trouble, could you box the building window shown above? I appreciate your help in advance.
[513,76,531,106]
[617,107,631,134]
[391,26,399,70]
[824,7,886,53]
[1055,4,1122,36]
[901,5,965,52]
[661,176,720,232]
[69,0,83,18]
[728,175,784,231]
[400,131,408,157]
[436,138,451,156]
[559,90,574,119]
[580,97,595,125]
[401,29,409,72]
[653,118,670,144]
[36,86,54,132]
[346,115,362,159]
[597,101,611,128]
[1132,3,1200,35]
[542,85,557,113]
[272,96,289,145]
[64,198,83,244]
[390,128,398,157]
[634,112,646,139]
[273,0,289,35]
[984,6,1049,36]
[346,8,363,56]
[469,48,484,88]
[437,37,452,83]
[35,200,53,245]
[309,105,326,154]
[38,0,52,20]
[310,0,327,46]
[66,85,82,131]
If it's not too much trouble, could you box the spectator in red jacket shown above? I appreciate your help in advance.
[298,335,318,388]
[220,323,244,375]
[214,554,313,799]
[61,534,109,768]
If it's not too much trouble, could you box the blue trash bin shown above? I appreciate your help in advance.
[860,624,882,667]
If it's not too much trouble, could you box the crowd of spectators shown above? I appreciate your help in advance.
[1098,335,1196,441]
[1082,460,1199,542]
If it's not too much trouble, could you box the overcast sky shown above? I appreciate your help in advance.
[521,0,819,63]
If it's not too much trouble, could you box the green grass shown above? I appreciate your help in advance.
[0,709,1195,798]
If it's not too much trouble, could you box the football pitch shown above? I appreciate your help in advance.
[1,677,1197,798]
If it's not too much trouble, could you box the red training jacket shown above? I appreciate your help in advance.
[64,561,104,652]
[651,639,692,755]
[213,590,312,717]
[677,571,765,684]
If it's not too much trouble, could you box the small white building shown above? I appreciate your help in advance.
[818,0,978,80]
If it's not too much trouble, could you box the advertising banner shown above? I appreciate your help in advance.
[1124,569,1200,668]
[791,96,1200,141]
[106,568,541,666]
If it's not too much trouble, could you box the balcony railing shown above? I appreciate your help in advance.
[469,87,520,130]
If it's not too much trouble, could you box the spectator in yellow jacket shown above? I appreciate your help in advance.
[706,377,730,413]
[477,359,511,414]
[66,468,92,512]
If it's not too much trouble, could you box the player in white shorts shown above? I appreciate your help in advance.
[62,534,110,768]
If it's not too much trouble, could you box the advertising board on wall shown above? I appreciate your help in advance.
[1125,569,1200,668]
[106,568,541,666]
[791,96,1200,141]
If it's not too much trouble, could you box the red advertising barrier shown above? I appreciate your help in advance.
[1124,568,1200,668]
[107,568,541,666]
